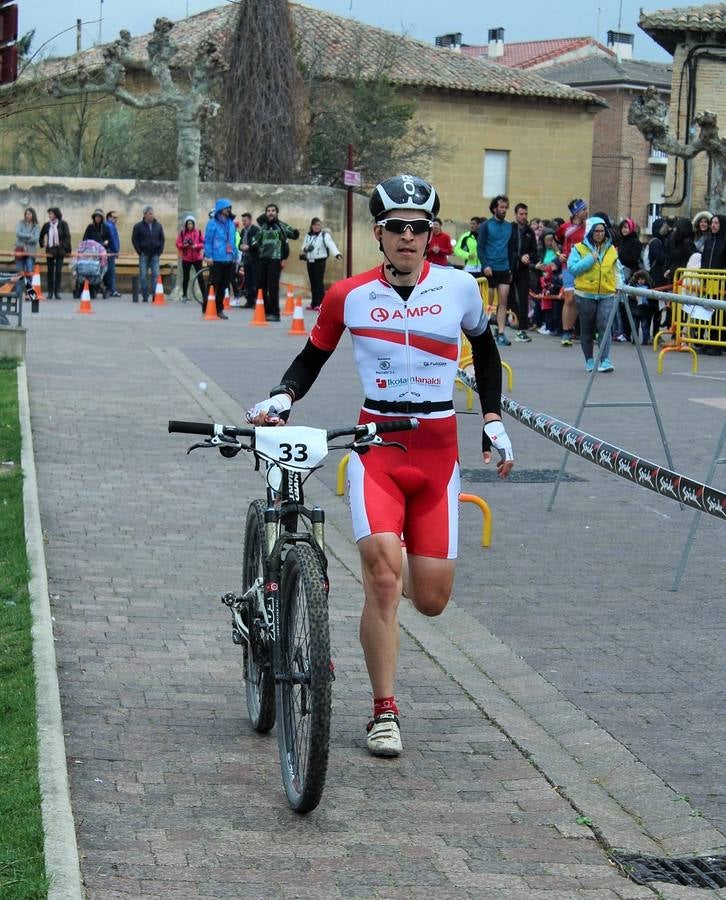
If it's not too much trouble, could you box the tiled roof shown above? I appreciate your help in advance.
[460,37,614,69]
[540,56,672,90]
[29,3,604,107]
[639,4,726,52]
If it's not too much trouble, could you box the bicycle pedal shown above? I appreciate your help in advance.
[231,627,243,645]
[221,592,238,607]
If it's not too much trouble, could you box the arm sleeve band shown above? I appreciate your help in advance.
[469,328,502,416]
[276,340,334,402]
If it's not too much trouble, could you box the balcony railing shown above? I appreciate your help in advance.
[649,145,668,165]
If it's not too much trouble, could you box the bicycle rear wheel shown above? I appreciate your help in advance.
[242,500,276,733]
[276,543,331,813]
[190,265,211,306]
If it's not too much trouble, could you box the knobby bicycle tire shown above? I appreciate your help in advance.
[242,500,276,733]
[190,265,212,305]
[276,543,332,813]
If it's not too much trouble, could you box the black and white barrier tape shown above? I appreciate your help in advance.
[501,395,726,521]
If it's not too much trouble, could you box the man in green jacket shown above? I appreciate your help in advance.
[251,203,300,321]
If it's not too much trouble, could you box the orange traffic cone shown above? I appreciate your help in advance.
[204,285,218,320]
[250,288,268,327]
[223,288,231,310]
[32,264,46,301]
[152,275,166,306]
[287,296,307,336]
[76,280,94,314]
[283,283,294,316]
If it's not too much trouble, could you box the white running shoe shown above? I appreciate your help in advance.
[366,712,402,757]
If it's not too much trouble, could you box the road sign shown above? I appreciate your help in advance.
[343,169,361,188]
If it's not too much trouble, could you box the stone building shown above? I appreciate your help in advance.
[539,56,671,229]
[638,4,726,216]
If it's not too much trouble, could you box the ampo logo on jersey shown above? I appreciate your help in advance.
[370,305,442,322]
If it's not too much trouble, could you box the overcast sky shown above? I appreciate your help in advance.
[25,0,671,64]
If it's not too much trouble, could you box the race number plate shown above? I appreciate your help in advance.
[255,426,329,470]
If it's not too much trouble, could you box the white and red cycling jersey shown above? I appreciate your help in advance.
[310,261,488,413]
[308,262,490,558]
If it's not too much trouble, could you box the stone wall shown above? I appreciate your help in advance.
[0,176,379,287]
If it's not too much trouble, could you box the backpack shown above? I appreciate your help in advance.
[641,242,651,272]
[277,224,290,260]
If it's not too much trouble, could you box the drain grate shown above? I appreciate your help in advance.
[460,467,586,484]
[612,852,726,889]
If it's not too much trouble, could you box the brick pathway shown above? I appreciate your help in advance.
[24,299,725,898]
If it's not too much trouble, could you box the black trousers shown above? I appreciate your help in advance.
[259,257,282,316]
[182,259,203,297]
[307,258,327,308]
[205,261,235,314]
[513,267,531,331]
[243,260,258,305]
[46,254,64,296]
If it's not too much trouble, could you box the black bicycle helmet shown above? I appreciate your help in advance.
[369,174,440,220]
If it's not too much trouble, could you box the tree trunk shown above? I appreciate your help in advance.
[177,117,201,226]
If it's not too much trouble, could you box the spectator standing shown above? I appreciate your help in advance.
[131,206,165,303]
[83,208,111,250]
[453,217,481,274]
[15,207,40,277]
[692,211,713,252]
[425,218,454,266]
[511,202,538,341]
[203,198,237,319]
[300,217,342,311]
[645,217,671,288]
[534,229,562,334]
[38,207,71,299]
[176,215,205,301]
[700,215,726,354]
[104,211,122,296]
[558,198,589,347]
[477,195,515,346]
[615,218,642,342]
[665,218,697,284]
[251,204,300,321]
[239,212,260,309]
[567,215,622,374]
[628,269,656,345]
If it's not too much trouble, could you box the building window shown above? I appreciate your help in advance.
[483,150,509,197]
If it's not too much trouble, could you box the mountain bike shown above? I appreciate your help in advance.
[168,415,418,812]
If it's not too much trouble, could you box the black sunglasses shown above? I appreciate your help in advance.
[376,218,432,235]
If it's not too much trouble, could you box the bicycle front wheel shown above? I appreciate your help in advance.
[242,500,276,733]
[276,543,331,813]
[190,265,212,305]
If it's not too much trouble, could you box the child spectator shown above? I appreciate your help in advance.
[627,269,655,345]
[535,229,562,334]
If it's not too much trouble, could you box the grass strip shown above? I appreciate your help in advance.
[0,358,49,899]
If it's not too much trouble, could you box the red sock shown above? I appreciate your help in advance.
[373,696,399,718]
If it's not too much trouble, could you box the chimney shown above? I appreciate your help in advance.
[607,30,634,60]
[488,27,505,59]
[435,32,463,52]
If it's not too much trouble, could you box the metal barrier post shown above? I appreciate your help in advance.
[548,295,677,512]
[672,419,726,591]
[336,453,349,496]
[132,276,139,303]
[459,493,492,547]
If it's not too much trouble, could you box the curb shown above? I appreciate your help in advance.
[19,361,84,900]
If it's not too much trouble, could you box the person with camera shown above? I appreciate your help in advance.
[176,215,205,301]
[300,217,342,311]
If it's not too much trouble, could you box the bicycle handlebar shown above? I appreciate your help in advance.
[168,418,419,441]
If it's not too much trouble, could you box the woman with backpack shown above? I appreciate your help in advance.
[300,217,342,311]
[176,215,205,301]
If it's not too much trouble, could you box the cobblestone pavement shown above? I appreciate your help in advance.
[23,298,726,899]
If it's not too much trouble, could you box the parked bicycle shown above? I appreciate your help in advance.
[189,264,245,306]
[168,415,418,812]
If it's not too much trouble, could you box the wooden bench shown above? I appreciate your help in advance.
[0,252,178,296]
[0,273,23,327]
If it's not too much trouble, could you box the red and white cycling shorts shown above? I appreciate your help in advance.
[347,411,460,559]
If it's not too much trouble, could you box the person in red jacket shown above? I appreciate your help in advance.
[425,217,454,266]
[176,215,205,301]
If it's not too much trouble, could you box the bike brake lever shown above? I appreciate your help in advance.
[187,440,214,454]
[351,436,408,454]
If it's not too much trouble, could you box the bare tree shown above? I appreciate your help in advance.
[629,85,726,214]
[223,0,302,182]
[49,18,227,226]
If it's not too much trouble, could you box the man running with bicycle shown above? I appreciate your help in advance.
[248,175,514,757]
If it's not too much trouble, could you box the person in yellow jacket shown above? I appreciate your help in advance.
[567,215,623,374]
